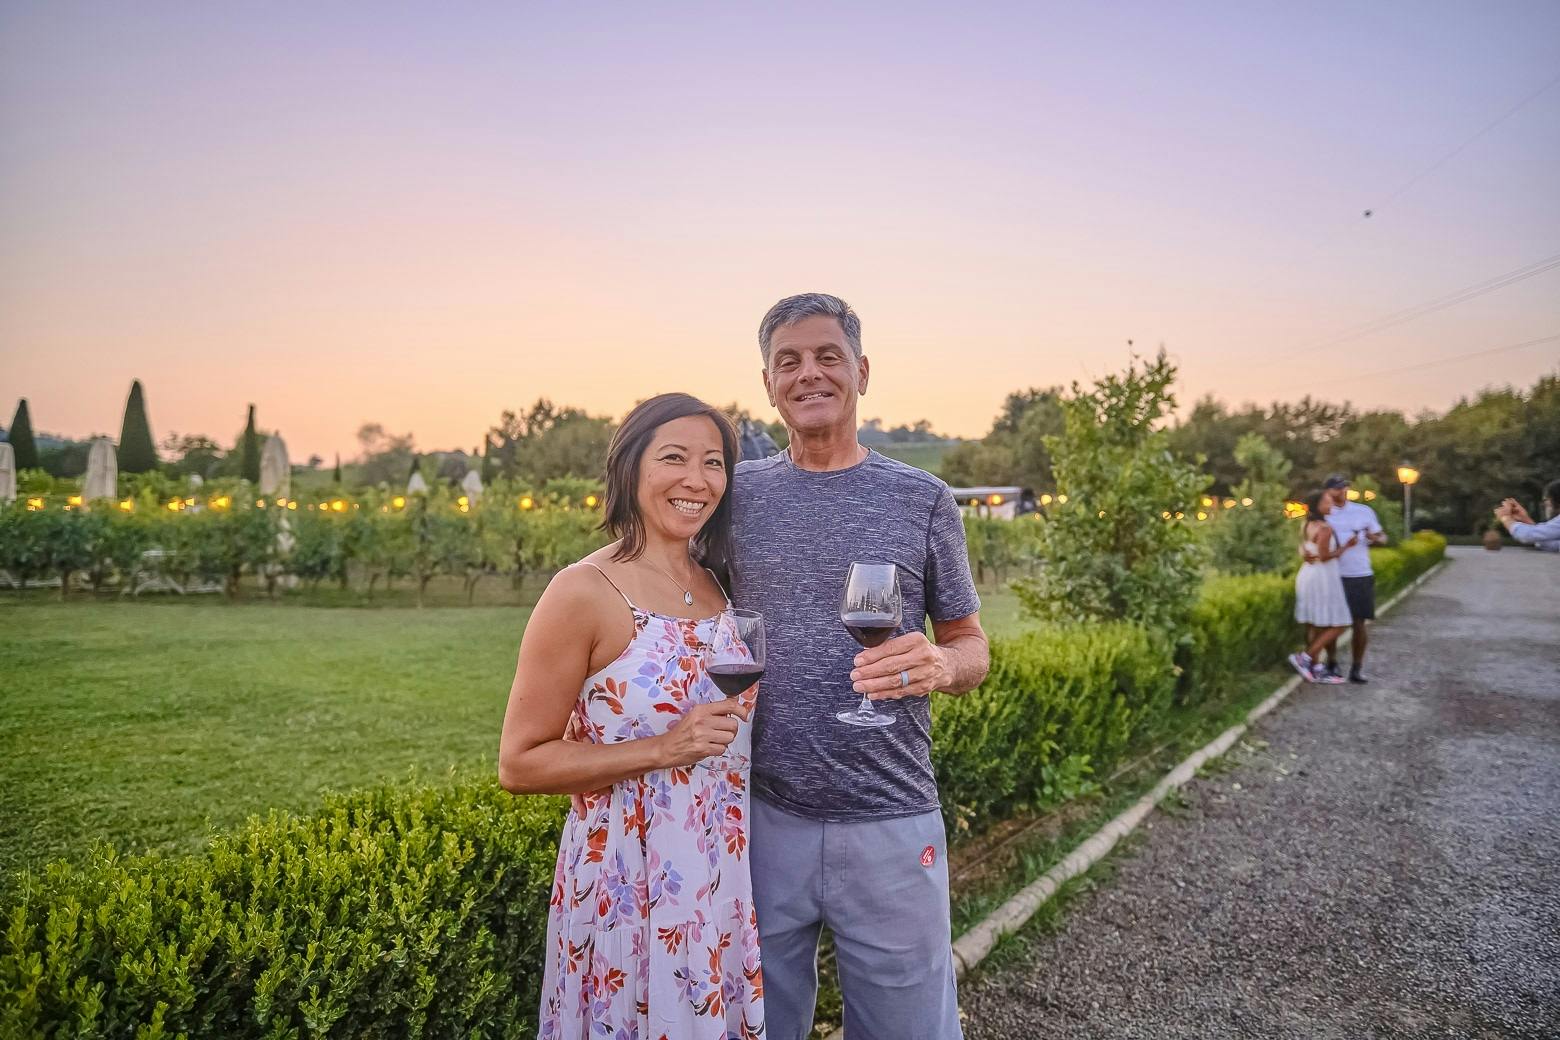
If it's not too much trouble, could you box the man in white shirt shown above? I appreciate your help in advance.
[1321,475,1387,683]
[1495,480,1560,552]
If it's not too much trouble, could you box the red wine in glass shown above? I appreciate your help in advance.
[842,612,897,648]
[708,663,765,697]
[837,563,901,728]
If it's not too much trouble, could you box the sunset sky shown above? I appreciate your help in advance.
[3,2,1558,462]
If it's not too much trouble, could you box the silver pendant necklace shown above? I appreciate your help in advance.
[644,556,696,606]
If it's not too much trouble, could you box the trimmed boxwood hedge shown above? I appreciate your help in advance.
[3,787,565,1039]
[1,533,1445,1037]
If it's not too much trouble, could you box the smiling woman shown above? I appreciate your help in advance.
[495,391,766,1039]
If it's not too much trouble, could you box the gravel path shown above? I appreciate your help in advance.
[961,547,1560,1040]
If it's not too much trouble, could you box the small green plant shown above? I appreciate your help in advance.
[1012,352,1211,640]
[1207,433,1293,575]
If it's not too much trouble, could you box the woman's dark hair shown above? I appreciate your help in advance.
[1303,490,1327,526]
[602,393,739,569]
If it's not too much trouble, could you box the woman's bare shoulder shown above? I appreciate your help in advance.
[541,559,614,611]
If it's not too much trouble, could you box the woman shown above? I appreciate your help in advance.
[1288,489,1358,685]
[498,393,764,1039]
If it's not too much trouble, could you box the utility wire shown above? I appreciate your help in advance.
[1292,251,1560,355]
[1347,333,1560,383]
[1270,333,1560,393]
[1369,68,1560,212]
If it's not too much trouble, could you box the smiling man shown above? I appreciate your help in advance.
[729,293,990,1040]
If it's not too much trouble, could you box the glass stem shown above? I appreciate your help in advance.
[856,694,873,715]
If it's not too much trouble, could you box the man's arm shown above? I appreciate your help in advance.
[849,612,990,701]
[1507,513,1560,545]
[1365,506,1388,545]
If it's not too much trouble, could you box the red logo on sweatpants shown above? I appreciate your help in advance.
[920,845,936,868]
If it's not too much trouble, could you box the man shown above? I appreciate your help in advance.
[1320,475,1387,683]
[729,293,990,1040]
[1494,480,1560,552]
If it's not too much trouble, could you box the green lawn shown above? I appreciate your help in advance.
[0,580,1031,885]
[0,597,530,883]
[873,440,960,475]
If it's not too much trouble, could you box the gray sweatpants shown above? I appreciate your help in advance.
[751,797,963,1040]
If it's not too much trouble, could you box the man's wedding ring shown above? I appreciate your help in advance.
[899,669,910,688]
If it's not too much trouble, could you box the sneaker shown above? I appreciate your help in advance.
[1318,671,1347,685]
[1288,653,1316,682]
[1349,669,1369,685]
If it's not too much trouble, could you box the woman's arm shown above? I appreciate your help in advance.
[497,567,746,795]
[1313,523,1356,562]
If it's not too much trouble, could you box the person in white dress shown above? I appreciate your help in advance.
[1289,490,1358,685]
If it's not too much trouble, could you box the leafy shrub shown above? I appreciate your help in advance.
[1372,530,1446,599]
[964,514,1043,585]
[1012,352,1211,637]
[0,781,566,1039]
[288,507,350,588]
[1181,572,1295,703]
[1206,434,1293,576]
[0,507,49,587]
[933,621,1174,834]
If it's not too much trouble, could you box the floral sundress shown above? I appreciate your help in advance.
[538,565,764,1040]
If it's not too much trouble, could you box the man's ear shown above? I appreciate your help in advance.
[857,354,870,396]
[762,368,776,408]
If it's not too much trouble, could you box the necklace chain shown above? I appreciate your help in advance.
[642,555,697,607]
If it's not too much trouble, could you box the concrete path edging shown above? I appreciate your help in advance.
[821,558,1448,1040]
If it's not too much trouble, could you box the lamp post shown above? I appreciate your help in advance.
[1396,464,1420,534]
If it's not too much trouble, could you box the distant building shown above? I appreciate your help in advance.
[948,485,1037,520]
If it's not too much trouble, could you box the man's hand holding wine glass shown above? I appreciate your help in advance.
[849,631,953,701]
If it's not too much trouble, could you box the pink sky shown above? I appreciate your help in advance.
[3,3,1557,461]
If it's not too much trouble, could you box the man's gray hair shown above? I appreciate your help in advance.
[757,293,863,366]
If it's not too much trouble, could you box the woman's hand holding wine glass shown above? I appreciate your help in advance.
[655,700,752,768]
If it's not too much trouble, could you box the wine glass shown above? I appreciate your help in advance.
[837,562,901,727]
[701,608,765,770]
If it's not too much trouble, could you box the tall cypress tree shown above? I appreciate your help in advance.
[6,399,39,470]
[240,405,261,484]
[332,454,342,484]
[117,380,158,473]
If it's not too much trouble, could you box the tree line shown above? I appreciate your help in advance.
[941,372,1559,534]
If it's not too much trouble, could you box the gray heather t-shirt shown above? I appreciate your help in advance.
[729,450,981,822]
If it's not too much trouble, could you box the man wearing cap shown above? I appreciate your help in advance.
[1319,475,1388,683]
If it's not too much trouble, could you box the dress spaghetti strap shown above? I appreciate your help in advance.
[577,561,636,611]
[703,567,733,609]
